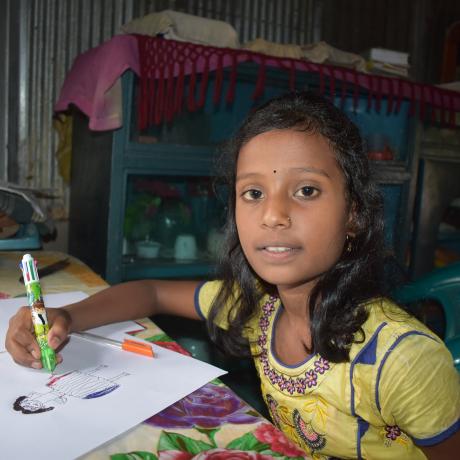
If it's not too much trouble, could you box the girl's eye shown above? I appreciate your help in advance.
[295,186,318,198]
[241,189,264,201]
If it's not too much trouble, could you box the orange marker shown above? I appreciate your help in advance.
[73,332,154,357]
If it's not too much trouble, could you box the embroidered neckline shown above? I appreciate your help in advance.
[257,296,331,394]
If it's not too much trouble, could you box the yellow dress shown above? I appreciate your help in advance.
[196,280,460,459]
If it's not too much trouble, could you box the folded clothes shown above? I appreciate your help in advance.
[121,9,239,49]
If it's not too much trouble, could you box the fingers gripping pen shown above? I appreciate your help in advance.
[20,254,57,372]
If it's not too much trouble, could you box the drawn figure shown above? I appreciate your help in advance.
[13,365,129,414]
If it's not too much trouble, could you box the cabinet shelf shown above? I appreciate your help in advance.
[122,258,216,281]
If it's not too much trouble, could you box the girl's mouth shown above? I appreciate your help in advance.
[257,245,301,260]
[263,246,294,253]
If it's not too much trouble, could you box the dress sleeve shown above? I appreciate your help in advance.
[194,280,223,320]
[194,280,260,340]
[377,332,460,446]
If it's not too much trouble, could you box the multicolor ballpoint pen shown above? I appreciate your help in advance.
[74,331,155,357]
[20,253,57,372]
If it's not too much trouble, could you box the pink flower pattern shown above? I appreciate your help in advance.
[254,423,307,457]
[305,370,318,388]
[158,449,276,460]
[385,425,402,441]
[314,357,330,374]
[257,296,330,394]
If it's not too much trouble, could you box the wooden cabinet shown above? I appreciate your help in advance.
[410,125,460,278]
[69,68,419,283]
[71,70,233,284]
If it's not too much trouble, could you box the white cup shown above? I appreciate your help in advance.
[207,228,225,259]
[174,234,197,260]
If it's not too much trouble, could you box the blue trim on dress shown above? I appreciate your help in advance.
[375,331,436,413]
[412,418,460,446]
[270,304,315,368]
[357,416,370,460]
[193,280,207,321]
[349,322,387,417]
[356,334,379,365]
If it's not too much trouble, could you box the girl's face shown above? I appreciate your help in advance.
[235,129,352,293]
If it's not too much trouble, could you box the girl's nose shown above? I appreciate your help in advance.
[261,197,291,228]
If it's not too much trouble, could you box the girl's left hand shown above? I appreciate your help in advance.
[5,306,68,369]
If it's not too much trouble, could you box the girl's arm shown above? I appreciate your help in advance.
[5,279,201,368]
[421,430,460,460]
[62,279,201,330]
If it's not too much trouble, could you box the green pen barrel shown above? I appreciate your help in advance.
[21,254,57,373]
[33,318,57,372]
[40,345,57,372]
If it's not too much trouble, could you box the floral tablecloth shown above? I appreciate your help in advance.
[0,251,310,460]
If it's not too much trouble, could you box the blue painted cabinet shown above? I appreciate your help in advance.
[69,68,418,284]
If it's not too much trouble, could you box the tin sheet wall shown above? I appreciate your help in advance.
[0,0,317,219]
[319,0,460,87]
[2,0,460,220]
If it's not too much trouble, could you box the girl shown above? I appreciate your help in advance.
[6,92,459,459]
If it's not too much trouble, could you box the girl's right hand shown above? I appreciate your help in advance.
[5,307,72,369]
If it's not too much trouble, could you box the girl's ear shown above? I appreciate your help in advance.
[346,202,358,237]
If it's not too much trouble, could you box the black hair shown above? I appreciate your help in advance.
[207,90,388,363]
[13,395,54,414]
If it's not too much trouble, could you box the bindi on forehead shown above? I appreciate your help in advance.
[273,170,276,173]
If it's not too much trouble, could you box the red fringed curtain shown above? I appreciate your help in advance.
[136,35,460,130]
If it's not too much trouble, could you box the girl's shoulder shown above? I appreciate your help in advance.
[360,297,442,344]
[194,279,270,333]
[195,280,233,327]
[350,299,459,450]
[348,297,447,371]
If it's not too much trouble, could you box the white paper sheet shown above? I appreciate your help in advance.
[0,291,144,351]
[0,332,226,459]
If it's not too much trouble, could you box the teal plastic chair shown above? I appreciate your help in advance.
[445,335,460,372]
[393,262,460,372]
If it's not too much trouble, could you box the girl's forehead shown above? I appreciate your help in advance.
[237,129,342,176]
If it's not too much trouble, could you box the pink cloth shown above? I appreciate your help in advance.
[56,34,460,131]
[137,36,460,127]
[55,35,140,131]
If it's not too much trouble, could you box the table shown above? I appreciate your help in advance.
[0,251,309,460]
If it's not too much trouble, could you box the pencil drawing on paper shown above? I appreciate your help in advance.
[13,364,129,414]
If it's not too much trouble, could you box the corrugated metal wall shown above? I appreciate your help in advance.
[319,0,460,84]
[2,0,460,220]
[0,0,317,219]
[321,0,414,53]
[0,1,10,181]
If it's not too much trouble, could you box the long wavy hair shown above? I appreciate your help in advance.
[207,91,387,362]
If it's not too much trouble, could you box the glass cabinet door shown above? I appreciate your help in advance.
[122,173,227,280]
